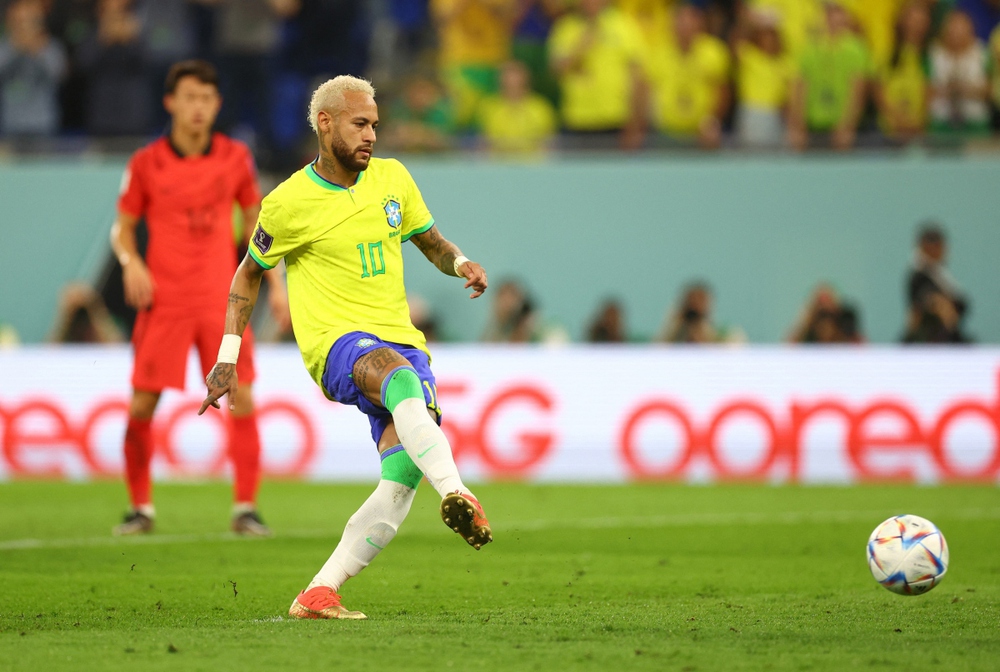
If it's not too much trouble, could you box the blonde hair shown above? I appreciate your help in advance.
[308,75,376,135]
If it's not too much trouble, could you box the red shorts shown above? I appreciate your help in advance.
[131,306,256,392]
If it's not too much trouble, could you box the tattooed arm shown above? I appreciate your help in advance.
[198,254,267,414]
[410,225,489,299]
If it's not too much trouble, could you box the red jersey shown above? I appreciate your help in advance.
[118,133,261,311]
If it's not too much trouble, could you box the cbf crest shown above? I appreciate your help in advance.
[382,196,402,229]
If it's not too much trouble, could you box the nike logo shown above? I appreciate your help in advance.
[365,537,384,550]
[417,444,437,458]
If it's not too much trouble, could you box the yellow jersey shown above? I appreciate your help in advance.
[737,42,795,110]
[880,44,927,131]
[478,93,558,154]
[649,34,731,134]
[548,8,645,130]
[749,0,823,58]
[249,158,434,386]
[431,0,515,67]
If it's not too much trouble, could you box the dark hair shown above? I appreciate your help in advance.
[918,221,945,245]
[164,60,219,95]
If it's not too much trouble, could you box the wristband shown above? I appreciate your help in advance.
[453,255,470,276]
[217,334,242,364]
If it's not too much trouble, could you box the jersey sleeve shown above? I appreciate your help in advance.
[117,154,147,217]
[396,161,435,242]
[247,194,300,269]
[234,145,262,209]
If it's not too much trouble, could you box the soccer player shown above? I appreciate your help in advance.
[111,60,288,537]
[198,75,492,620]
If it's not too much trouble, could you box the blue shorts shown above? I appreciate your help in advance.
[321,331,441,444]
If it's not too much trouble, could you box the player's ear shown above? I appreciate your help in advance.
[163,94,175,116]
[317,110,332,133]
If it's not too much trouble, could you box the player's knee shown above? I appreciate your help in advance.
[380,445,423,489]
[129,390,161,420]
[382,366,423,414]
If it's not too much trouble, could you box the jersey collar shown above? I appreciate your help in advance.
[165,126,214,158]
[306,158,365,191]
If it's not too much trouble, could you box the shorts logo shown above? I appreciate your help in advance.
[356,338,377,348]
[252,224,274,254]
[383,200,402,229]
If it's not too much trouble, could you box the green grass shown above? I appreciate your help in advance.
[1,482,998,671]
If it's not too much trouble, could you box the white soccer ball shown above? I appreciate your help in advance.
[867,514,949,596]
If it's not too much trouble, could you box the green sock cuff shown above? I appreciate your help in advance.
[382,366,424,413]
[380,446,423,489]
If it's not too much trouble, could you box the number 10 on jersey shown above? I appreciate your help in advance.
[357,241,385,278]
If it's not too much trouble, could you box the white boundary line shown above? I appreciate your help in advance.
[2,508,999,552]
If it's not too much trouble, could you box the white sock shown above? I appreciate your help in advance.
[308,480,416,592]
[391,397,472,499]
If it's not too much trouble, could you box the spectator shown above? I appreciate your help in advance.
[748,0,824,59]
[956,0,1000,41]
[49,282,125,343]
[787,283,864,343]
[649,3,731,148]
[586,298,626,343]
[477,59,557,155]
[136,0,198,129]
[929,10,990,134]
[548,0,647,150]
[619,0,675,54]
[430,0,518,129]
[877,1,932,142]
[787,1,871,151]
[733,7,794,148]
[838,0,910,70]
[47,0,99,133]
[510,0,562,104]
[383,73,455,152]
[0,0,68,138]
[212,0,299,164]
[903,223,972,343]
[77,0,151,137]
[657,282,743,344]
[481,278,538,343]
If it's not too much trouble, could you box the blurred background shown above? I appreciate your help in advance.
[0,0,998,347]
[1,0,999,484]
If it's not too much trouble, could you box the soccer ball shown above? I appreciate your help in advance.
[867,515,948,596]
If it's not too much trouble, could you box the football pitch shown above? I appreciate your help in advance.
[1,482,998,671]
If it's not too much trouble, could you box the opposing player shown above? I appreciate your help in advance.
[199,75,492,620]
[111,60,288,537]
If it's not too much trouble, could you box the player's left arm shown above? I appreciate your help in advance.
[410,225,488,299]
[242,203,291,331]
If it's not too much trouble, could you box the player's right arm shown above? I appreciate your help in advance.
[110,212,155,310]
[198,254,267,414]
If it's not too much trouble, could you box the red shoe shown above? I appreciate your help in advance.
[441,491,493,550]
[288,587,367,620]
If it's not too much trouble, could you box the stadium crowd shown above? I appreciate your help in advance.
[1,0,1000,164]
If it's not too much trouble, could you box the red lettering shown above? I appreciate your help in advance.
[474,385,555,476]
[705,401,782,480]
[928,400,1000,481]
[1,399,74,477]
[789,401,854,480]
[847,401,923,481]
[619,401,696,480]
[77,399,129,477]
[256,401,318,476]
